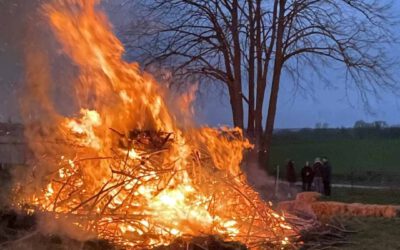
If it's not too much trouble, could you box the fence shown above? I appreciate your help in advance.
[333,171,400,188]
[271,165,400,189]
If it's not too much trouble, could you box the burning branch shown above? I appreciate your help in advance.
[16,128,296,248]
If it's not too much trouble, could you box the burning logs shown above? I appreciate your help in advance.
[15,128,297,249]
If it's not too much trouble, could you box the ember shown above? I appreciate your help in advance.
[15,0,296,248]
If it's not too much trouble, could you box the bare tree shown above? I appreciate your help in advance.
[122,0,396,167]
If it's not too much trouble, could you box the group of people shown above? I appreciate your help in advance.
[286,157,332,196]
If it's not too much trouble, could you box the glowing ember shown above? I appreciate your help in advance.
[16,0,296,248]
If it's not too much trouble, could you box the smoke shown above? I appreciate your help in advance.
[0,1,89,244]
[36,212,96,242]
[243,151,299,202]
[16,5,76,201]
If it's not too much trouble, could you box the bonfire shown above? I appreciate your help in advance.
[14,0,297,248]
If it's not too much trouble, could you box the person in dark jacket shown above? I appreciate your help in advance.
[312,158,324,193]
[301,161,314,191]
[322,156,332,196]
[286,160,297,184]
[286,160,297,198]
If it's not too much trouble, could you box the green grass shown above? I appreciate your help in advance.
[321,187,400,205]
[340,217,400,250]
[270,138,400,174]
[268,137,400,185]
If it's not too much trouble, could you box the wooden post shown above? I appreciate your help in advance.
[275,165,280,197]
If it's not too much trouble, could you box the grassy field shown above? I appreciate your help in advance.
[270,138,400,174]
[316,188,400,249]
[268,129,400,185]
[321,187,400,205]
[340,217,400,250]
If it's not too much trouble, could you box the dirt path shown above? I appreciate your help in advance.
[295,182,400,190]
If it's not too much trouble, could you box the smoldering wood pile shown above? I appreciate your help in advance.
[0,209,248,250]
[153,236,247,250]
[0,207,359,250]
[0,209,115,250]
[298,217,358,249]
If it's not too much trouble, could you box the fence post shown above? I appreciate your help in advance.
[350,171,354,190]
[275,165,280,197]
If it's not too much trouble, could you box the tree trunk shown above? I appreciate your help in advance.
[262,64,283,168]
[228,84,244,128]
[261,0,285,169]
[247,0,255,138]
[254,0,263,143]
[231,0,244,129]
[255,0,277,145]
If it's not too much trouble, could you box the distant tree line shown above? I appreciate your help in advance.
[353,120,388,129]
[273,121,400,143]
[314,120,389,130]
[315,122,329,129]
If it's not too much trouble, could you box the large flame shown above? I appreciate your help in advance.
[17,0,295,248]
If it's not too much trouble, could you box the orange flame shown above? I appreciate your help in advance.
[17,0,296,248]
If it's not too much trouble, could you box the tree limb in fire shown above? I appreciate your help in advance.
[122,0,397,167]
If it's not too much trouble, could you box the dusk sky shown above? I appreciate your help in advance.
[1,1,400,129]
[189,2,400,129]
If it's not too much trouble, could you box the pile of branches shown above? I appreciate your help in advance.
[0,209,244,250]
[153,235,247,250]
[0,209,115,250]
[298,217,359,249]
[16,128,298,249]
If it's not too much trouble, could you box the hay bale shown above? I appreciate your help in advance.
[311,202,398,218]
[295,192,321,203]
[279,192,398,219]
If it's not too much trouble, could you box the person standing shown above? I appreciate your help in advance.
[312,158,324,194]
[286,160,297,184]
[286,160,297,198]
[301,161,314,191]
[322,156,332,196]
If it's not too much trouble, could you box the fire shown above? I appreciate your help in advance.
[17,0,296,248]
[65,109,102,149]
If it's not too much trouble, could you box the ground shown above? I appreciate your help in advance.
[340,217,400,250]
[266,129,400,249]
[322,187,400,205]
[315,188,400,250]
